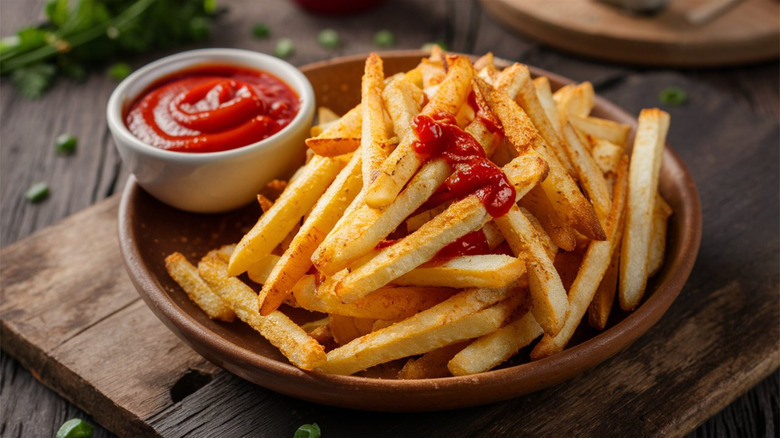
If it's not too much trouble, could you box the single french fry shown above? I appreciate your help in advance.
[246,254,281,285]
[588,246,620,331]
[398,342,470,379]
[589,137,624,178]
[562,123,612,221]
[553,84,575,126]
[313,158,451,276]
[477,76,605,241]
[165,252,236,322]
[336,153,549,303]
[228,154,347,276]
[198,252,326,370]
[361,53,391,186]
[510,63,577,176]
[292,274,454,320]
[393,254,526,289]
[519,207,558,261]
[648,194,673,277]
[305,104,362,156]
[494,204,568,336]
[329,315,365,345]
[318,106,340,124]
[364,55,474,208]
[619,108,670,311]
[258,151,363,315]
[482,221,505,249]
[532,155,629,358]
[473,52,495,72]
[420,58,446,98]
[256,194,274,214]
[317,286,518,375]
[570,115,631,148]
[449,306,542,375]
[533,76,561,132]
[405,202,450,232]
[568,82,595,118]
[519,186,577,252]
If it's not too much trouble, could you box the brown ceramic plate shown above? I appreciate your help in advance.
[118,51,702,412]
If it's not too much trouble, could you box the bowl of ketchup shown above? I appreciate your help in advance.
[107,48,315,213]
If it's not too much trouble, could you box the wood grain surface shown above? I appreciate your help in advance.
[480,0,780,67]
[1,1,778,437]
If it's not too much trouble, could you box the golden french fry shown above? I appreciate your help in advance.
[305,104,362,156]
[589,137,624,178]
[258,151,363,315]
[405,203,450,232]
[317,287,518,375]
[519,207,558,261]
[509,63,577,176]
[619,108,670,311]
[292,274,454,320]
[519,186,577,252]
[361,53,391,186]
[533,76,561,132]
[228,154,347,276]
[393,254,526,289]
[329,315,369,345]
[562,123,612,221]
[494,204,568,336]
[588,246,620,331]
[246,254,280,285]
[398,342,470,379]
[648,194,673,277]
[198,252,326,370]
[532,155,629,358]
[553,84,575,126]
[318,106,340,125]
[449,306,542,375]
[165,252,235,322]
[570,115,631,148]
[473,52,495,72]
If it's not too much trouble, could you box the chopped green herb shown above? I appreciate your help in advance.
[203,0,217,14]
[318,29,339,49]
[252,24,270,38]
[56,418,93,438]
[55,134,77,155]
[1,0,219,98]
[108,62,132,81]
[294,423,321,438]
[373,30,395,48]
[25,182,50,203]
[422,41,448,51]
[274,38,295,58]
[659,87,687,106]
[11,63,56,99]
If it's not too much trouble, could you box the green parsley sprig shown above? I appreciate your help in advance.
[1,0,222,98]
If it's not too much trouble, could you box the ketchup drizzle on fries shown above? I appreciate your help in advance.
[412,114,515,217]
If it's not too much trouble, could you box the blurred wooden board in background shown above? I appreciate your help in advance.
[480,0,780,67]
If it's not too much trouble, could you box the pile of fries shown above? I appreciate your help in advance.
[165,48,672,378]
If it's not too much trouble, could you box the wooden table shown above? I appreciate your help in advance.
[1,1,777,436]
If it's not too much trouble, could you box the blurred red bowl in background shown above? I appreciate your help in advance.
[292,0,386,15]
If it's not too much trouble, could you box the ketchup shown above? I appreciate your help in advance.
[125,65,300,153]
[411,114,514,218]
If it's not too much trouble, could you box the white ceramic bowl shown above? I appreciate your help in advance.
[107,48,315,213]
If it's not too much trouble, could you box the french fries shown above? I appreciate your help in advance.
[164,52,674,378]
[619,109,671,310]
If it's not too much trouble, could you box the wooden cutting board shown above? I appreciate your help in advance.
[1,73,778,437]
[480,0,780,67]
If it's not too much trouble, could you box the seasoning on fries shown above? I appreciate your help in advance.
[164,49,672,377]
